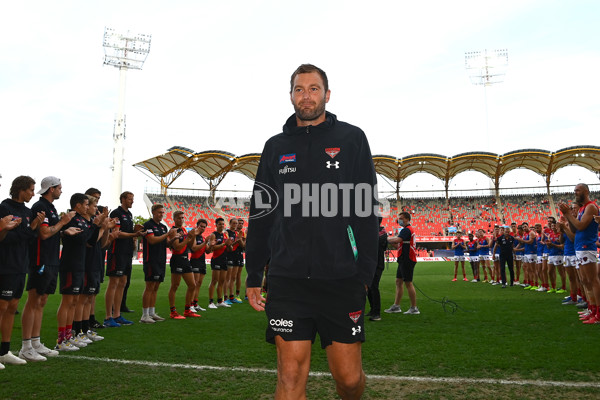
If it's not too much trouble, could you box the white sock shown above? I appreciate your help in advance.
[149,307,155,315]
[142,308,149,317]
[22,339,32,351]
[31,337,41,348]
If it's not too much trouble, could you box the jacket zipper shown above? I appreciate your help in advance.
[306,125,312,279]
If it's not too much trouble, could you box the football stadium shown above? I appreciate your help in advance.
[2,146,600,399]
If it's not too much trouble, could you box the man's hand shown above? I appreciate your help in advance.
[247,287,265,312]
[60,210,76,225]
[558,202,570,215]
[167,228,178,240]
[134,224,144,233]
[594,215,600,223]
[31,211,46,230]
[0,215,20,231]
[64,227,83,236]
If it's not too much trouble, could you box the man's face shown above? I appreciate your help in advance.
[399,215,409,227]
[535,225,542,234]
[174,214,184,227]
[50,184,62,200]
[523,224,529,232]
[229,219,238,230]
[87,202,97,217]
[217,220,224,231]
[290,72,330,122]
[574,184,587,204]
[153,207,165,222]
[197,222,207,235]
[75,199,89,215]
[122,194,134,208]
[511,224,517,233]
[237,220,244,231]
[22,184,35,203]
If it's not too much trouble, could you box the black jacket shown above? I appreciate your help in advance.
[246,112,379,287]
[0,199,36,274]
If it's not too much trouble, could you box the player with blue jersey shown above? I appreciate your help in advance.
[451,231,467,282]
[559,183,600,324]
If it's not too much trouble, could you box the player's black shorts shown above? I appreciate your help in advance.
[26,264,59,295]
[227,256,242,267]
[396,260,417,282]
[265,276,366,349]
[211,256,227,271]
[0,273,26,300]
[59,266,84,295]
[144,261,166,282]
[190,259,207,275]
[82,271,101,295]
[170,255,192,274]
[106,252,132,277]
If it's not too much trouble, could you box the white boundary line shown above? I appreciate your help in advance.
[62,355,600,389]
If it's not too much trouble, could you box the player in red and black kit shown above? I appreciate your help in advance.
[225,218,243,305]
[0,176,44,367]
[233,219,247,302]
[189,219,209,313]
[168,211,200,319]
[104,191,143,328]
[207,217,233,309]
[140,204,176,323]
[385,212,419,315]
[20,177,75,360]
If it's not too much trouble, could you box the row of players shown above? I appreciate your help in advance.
[0,175,249,369]
[450,184,600,326]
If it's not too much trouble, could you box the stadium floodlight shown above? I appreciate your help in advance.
[103,27,152,207]
[465,49,508,152]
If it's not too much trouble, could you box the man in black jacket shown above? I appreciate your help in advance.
[367,220,388,321]
[246,64,378,400]
[0,176,44,367]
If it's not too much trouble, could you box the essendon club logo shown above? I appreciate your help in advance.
[325,148,340,158]
[348,310,362,324]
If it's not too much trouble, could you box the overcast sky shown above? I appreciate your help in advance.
[1,0,599,216]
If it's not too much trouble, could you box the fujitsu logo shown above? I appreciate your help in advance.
[279,165,296,174]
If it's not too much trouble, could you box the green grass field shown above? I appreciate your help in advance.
[1,261,599,399]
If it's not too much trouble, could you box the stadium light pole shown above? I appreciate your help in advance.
[103,27,151,207]
[465,49,508,151]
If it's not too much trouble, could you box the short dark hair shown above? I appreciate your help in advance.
[120,191,134,202]
[547,216,556,223]
[173,210,184,219]
[215,217,224,224]
[151,204,164,213]
[70,193,88,209]
[399,211,411,221]
[10,176,35,199]
[196,218,207,227]
[290,64,329,93]
[85,187,101,196]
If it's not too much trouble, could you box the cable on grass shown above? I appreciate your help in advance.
[413,283,473,314]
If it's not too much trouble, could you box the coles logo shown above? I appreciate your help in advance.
[348,310,362,324]
[279,154,296,164]
[270,318,294,327]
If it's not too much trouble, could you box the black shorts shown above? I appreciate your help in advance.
[106,252,132,277]
[144,261,166,282]
[170,255,193,274]
[190,259,207,275]
[396,260,416,282]
[265,276,366,349]
[211,257,227,271]
[0,273,26,300]
[82,271,101,295]
[59,266,84,295]
[26,264,59,295]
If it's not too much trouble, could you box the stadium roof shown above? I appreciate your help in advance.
[134,145,600,196]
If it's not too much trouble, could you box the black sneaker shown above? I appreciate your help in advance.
[120,307,135,313]
[90,319,105,329]
[369,315,382,321]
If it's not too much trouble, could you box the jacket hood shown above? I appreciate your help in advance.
[282,111,337,135]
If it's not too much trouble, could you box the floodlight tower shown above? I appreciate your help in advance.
[465,49,508,151]
[103,27,151,206]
